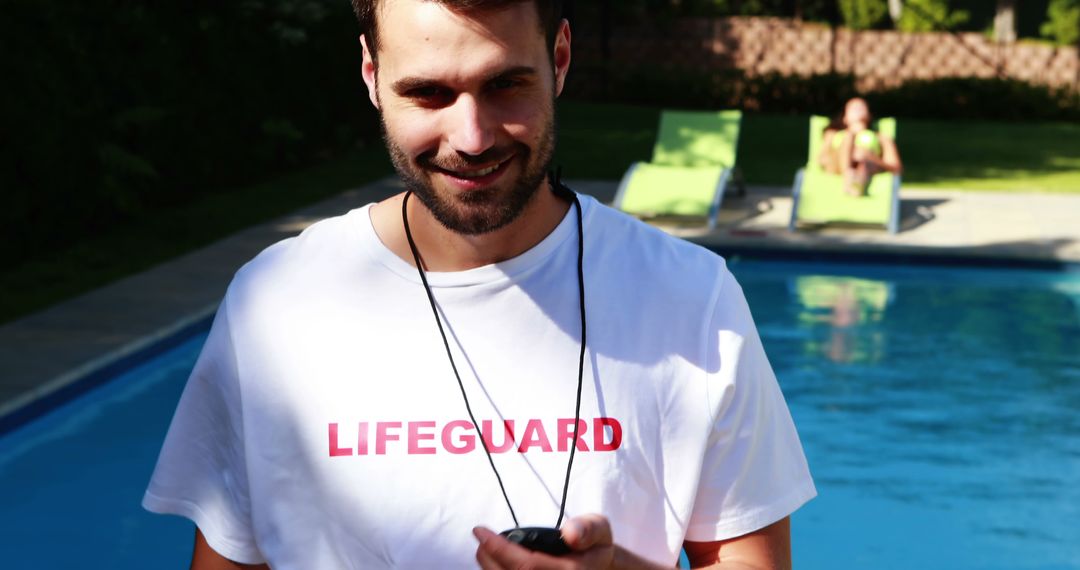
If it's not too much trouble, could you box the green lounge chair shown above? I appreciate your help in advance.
[789,115,901,234]
[614,110,742,229]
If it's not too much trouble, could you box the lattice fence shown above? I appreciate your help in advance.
[571,16,1079,92]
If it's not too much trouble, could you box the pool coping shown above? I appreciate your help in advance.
[2,177,1079,435]
[0,306,216,435]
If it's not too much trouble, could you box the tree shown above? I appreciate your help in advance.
[994,0,1016,43]
[897,0,970,32]
[838,0,888,29]
[887,0,903,23]
[1041,0,1080,46]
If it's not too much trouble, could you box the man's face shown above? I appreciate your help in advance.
[362,0,570,235]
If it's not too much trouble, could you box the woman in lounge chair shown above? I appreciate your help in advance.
[818,98,902,197]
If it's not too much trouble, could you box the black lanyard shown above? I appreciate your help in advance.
[400,181,586,529]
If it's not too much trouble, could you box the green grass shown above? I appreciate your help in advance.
[556,100,1080,193]
[0,147,392,324]
[4,99,1078,324]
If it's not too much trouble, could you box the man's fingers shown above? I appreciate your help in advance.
[474,521,615,569]
[559,514,613,551]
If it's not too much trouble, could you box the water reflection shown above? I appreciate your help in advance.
[788,275,892,364]
[730,261,1080,569]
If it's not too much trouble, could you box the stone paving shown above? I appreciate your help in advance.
[1,178,1078,422]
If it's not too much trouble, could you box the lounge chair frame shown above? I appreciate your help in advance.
[614,109,742,230]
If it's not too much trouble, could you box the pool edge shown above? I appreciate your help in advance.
[698,242,1080,272]
[0,304,217,437]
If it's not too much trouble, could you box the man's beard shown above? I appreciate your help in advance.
[381,112,556,236]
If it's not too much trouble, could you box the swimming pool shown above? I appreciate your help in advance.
[2,259,1078,569]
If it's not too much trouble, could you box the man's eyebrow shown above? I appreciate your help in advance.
[487,66,538,81]
[391,76,441,95]
[391,66,538,95]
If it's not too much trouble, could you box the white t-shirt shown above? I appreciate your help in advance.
[143,193,815,568]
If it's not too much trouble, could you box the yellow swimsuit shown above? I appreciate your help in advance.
[832,129,882,155]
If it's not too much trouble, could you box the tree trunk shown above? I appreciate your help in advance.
[994,0,1017,43]
[887,0,903,25]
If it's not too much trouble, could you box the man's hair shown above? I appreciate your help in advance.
[351,0,565,62]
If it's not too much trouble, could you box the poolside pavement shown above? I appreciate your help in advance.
[2,177,1078,424]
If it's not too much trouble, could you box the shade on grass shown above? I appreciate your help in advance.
[0,148,392,324]
[556,100,1080,193]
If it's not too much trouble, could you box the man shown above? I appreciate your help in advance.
[142,0,816,568]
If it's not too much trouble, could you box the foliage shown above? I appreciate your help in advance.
[838,0,888,29]
[897,0,971,32]
[864,77,1079,121]
[1041,0,1080,45]
[569,67,1077,122]
[0,0,377,266]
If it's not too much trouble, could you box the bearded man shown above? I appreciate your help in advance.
[143,1,815,568]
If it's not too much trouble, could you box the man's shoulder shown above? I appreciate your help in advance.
[228,206,372,299]
[582,195,731,301]
[584,196,728,275]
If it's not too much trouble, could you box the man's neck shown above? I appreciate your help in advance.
[369,180,572,272]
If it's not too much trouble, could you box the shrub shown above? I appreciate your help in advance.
[568,68,1078,122]
[1041,0,1080,46]
[0,0,377,265]
[865,77,1080,121]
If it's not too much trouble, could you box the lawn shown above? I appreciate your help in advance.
[3,99,1078,324]
[0,148,392,324]
[556,100,1080,193]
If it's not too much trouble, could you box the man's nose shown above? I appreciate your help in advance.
[446,94,495,156]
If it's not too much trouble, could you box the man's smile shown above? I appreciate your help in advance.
[431,155,515,188]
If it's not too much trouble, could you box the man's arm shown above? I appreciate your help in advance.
[190,528,270,570]
[474,514,791,570]
[683,517,790,570]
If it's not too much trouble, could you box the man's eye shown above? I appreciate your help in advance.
[490,78,519,90]
[409,86,448,99]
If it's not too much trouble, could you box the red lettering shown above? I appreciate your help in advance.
[328,423,353,457]
[557,418,590,452]
[327,417,621,456]
[593,417,623,451]
[443,420,476,454]
[482,420,516,453]
[518,419,553,453]
[376,421,401,455]
[408,421,437,455]
[358,422,369,455]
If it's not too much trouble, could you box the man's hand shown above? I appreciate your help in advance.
[473,514,616,569]
[474,515,792,570]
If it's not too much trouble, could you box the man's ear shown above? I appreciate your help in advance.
[360,34,380,109]
[552,19,572,98]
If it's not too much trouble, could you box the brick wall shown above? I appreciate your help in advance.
[572,17,1079,91]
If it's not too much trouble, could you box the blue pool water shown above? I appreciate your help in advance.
[1,259,1078,569]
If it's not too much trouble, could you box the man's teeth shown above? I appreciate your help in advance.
[454,163,500,178]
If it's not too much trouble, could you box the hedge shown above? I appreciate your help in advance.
[1,0,377,265]
[566,66,1079,121]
